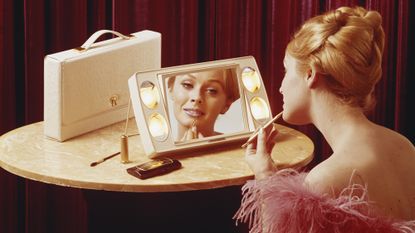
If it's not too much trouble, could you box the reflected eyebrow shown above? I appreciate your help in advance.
[205,79,225,89]
[186,74,197,79]
[181,74,226,89]
[177,74,196,80]
[207,79,223,84]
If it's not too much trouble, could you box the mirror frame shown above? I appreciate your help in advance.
[128,56,272,158]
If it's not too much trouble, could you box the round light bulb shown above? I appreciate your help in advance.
[139,81,159,109]
[148,113,168,140]
[140,87,158,108]
[241,67,261,93]
[250,97,270,122]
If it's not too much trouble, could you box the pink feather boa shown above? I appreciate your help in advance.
[234,169,415,233]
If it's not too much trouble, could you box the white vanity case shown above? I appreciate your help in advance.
[44,30,161,141]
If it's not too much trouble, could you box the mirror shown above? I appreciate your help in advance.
[164,67,245,143]
[128,56,272,158]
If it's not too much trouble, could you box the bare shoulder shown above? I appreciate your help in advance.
[304,158,365,197]
[305,125,415,198]
[369,125,415,172]
[372,124,415,154]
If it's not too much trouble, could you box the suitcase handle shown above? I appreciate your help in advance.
[77,30,134,51]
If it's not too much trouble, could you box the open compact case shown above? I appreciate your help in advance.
[128,56,272,158]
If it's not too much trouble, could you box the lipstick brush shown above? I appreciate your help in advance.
[241,111,283,148]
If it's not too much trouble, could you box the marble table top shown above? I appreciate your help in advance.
[0,120,314,192]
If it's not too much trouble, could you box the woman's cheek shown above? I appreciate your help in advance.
[209,96,226,114]
[174,91,188,106]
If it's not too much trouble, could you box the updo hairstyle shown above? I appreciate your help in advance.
[286,6,385,110]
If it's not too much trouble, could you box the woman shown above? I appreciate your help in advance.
[167,68,240,142]
[235,6,415,232]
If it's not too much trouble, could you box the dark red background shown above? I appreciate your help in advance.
[1,1,414,232]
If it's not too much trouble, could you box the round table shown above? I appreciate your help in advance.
[0,120,314,192]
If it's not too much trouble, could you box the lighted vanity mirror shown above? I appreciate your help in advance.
[128,56,272,158]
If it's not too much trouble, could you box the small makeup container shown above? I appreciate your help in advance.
[120,134,129,163]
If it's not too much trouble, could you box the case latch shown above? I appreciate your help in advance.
[110,95,119,107]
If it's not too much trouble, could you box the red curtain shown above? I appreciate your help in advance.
[1,0,414,232]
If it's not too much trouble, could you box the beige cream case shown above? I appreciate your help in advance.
[44,30,161,141]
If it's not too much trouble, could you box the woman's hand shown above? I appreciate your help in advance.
[245,126,279,180]
[180,125,204,141]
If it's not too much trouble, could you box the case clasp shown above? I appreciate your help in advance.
[110,95,119,107]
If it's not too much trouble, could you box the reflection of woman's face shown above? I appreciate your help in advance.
[170,70,228,135]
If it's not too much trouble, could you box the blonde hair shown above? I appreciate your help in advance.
[286,6,385,110]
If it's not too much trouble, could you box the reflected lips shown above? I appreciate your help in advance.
[184,108,204,118]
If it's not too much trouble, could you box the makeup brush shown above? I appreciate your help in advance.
[241,111,283,148]
[90,151,120,167]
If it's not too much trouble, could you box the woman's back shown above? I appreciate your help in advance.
[306,121,415,220]
[365,124,415,219]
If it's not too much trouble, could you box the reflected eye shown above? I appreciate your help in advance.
[181,82,193,89]
[206,88,218,95]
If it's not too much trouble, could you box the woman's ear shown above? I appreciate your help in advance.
[306,69,319,89]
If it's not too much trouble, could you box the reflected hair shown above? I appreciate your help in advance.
[286,6,385,111]
[167,68,240,104]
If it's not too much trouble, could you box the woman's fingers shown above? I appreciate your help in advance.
[191,125,197,138]
[263,123,274,135]
[182,126,202,141]
[245,142,256,157]
[245,126,279,154]
[184,128,194,141]
[256,128,267,156]
[266,129,279,152]
[243,126,279,179]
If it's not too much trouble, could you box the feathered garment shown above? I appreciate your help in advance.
[234,169,415,233]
